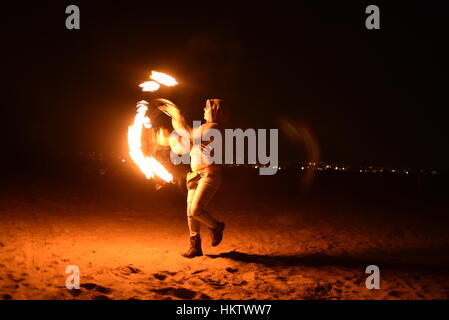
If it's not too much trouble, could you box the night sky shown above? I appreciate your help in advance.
[3,1,448,170]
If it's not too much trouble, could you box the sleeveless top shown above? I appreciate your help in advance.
[190,122,221,171]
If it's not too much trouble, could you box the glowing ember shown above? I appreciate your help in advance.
[150,71,178,87]
[139,81,160,92]
[127,100,173,183]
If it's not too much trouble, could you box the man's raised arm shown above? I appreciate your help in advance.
[156,99,192,136]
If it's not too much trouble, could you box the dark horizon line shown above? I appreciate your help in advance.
[4,150,445,174]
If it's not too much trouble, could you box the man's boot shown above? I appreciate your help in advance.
[210,222,225,247]
[182,235,203,258]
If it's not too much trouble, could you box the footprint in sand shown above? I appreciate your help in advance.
[67,289,82,297]
[151,287,201,300]
[199,277,227,289]
[232,280,248,287]
[7,273,25,283]
[80,283,113,294]
[80,283,97,290]
[388,290,407,298]
[198,293,212,300]
[191,269,206,275]
[115,265,142,276]
[126,266,141,274]
[153,273,167,280]
[153,271,177,280]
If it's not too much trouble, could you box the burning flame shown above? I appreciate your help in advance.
[139,80,160,92]
[150,71,178,87]
[128,100,173,183]
[128,71,179,183]
[139,71,178,92]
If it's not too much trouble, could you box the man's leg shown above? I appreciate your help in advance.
[190,173,225,246]
[183,187,203,258]
[189,174,220,229]
[186,188,200,237]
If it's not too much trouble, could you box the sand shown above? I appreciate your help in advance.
[1,175,449,300]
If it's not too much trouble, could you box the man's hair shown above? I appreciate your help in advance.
[206,98,228,123]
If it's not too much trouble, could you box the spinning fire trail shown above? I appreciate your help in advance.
[127,71,178,183]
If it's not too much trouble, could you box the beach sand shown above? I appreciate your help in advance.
[1,172,449,300]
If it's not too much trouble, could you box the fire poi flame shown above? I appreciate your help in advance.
[128,71,178,183]
[150,71,178,87]
[139,80,160,92]
[139,71,178,91]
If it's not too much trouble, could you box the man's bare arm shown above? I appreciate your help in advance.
[157,99,192,135]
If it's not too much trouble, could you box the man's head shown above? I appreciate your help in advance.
[204,98,224,123]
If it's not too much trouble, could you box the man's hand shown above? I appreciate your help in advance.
[156,98,181,120]
[154,98,192,136]
[159,104,181,120]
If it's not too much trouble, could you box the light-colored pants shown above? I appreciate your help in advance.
[186,170,221,237]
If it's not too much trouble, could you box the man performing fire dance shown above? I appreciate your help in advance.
[159,99,226,258]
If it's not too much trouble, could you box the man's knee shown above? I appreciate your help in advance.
[190,204,204,218]
[186,201,193,216]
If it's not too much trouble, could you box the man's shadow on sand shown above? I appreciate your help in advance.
[207,248,449,274]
